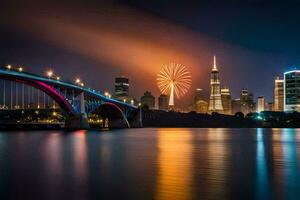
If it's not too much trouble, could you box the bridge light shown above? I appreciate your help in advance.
[123,99,126,103]
[80,82,84,87]
[47,70,53,78]
[6,65,11,70]
[138,103,141,107]
[75,78,81,84]
[18,67,23,72]
[104,91,111,98]
[131,99,134,105]
[56,76,60,81]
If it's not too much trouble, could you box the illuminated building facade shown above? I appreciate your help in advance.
[257,96,265,112]
[221,87,232,115]
[113,76,135,103]
[158,94,169,111]
[267,102,274,111]
[274,77,284,111]
[240,89,255,114]
[193,88,208,113]
[140,91,155,109]
[232,98,241,114]
[208,56,223,113]
[284,70,300,112]
[114,76,129,97]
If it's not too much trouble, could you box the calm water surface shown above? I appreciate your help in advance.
[0,128,300,200]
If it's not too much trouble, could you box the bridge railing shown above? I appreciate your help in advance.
[0,67,137,109]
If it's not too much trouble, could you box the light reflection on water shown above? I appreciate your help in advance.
[0,128,300,199]
[155,129,193,200]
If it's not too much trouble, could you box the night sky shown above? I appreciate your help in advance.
[1,0,300,107]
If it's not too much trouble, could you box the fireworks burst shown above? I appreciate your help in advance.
[157,63,192,106]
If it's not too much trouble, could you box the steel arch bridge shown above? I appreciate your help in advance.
[0,69,141,129]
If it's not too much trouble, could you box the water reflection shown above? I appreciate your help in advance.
[44,133,63,177]
[72,130,88,183]
[205,129,229,199]
[256,128,270,199]
[1,128,300,199]
[155,128,193,200]
[43,133,64,199]
[72,130,88,199]
[281,129,300,199]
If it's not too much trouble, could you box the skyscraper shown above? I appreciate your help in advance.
[114,76,129,98]
[257,96,265,112]
[193,88,208,113]
[232,98,241,114]
[221,87,232,115]
[284,70,300,112]
[140,91,155,109]
[267,102,274,111]
[208,56,223,113]
[240,89,255,114]
[158,94,169,111]
[274,77,284,111]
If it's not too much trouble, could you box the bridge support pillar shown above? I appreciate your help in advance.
[65,113,90,130]
[65,92,89,129]
[129,108,143,128]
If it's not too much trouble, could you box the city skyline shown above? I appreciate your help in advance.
[0,58,292,111]
[1,1,299,106]
[2,2,300,200]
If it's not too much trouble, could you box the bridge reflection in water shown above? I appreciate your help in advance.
[1,128,300,199]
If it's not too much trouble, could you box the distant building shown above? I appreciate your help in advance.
[221,87,232,115]
[158,94,169,111]
[193,89,208,113]
[267,102,274,111]
[274,77,284,111]
[195,101,209,114]
[114,76,129,98]
[284,70,300,112]
[194,88,204,102]
[257,96,265,112]
[240,89,255,114]
[140,91,155,109]
[114,76,135,103]
[232,98,241,114]
[208,56,223,113]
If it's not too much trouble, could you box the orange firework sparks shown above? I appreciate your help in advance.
[157,63,192,106]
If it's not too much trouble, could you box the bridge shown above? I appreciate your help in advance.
[0,66,142,129]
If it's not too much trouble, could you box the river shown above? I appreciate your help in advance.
[0,128,300,200]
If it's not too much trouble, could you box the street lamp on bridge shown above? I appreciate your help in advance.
[104,91,112,98]
[75,78,84,87]
[47,70,53,78]
[75,78,81,84]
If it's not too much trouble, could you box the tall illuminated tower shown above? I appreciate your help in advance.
[284,70,300,112]
[208,56,223,113]
[221,87,232,115]
[274,77,284,111]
